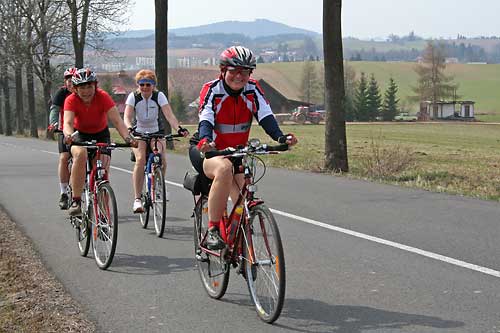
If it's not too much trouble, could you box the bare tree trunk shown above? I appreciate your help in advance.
[155,0,173,148]
[15,64,24,135]
[2,63,13,136]
[0,85,3,135]
[26,21,38,138]
[323,0,348,172]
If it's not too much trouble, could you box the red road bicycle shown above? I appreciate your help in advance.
[70,138,130,270]
[186,138,288,323]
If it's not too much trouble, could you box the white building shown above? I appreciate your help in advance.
[419,101,475,120]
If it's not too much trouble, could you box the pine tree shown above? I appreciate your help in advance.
[299,60,321,104]
[381,77,399,121]
[169,90,188,122]
[366,74,382,121]
[354,72,369,121]
[343,62,357,121]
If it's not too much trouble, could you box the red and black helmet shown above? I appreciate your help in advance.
[71,68,97,86]
[63,67,77,79]
[219,46,256,69]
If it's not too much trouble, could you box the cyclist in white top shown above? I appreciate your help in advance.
[124,69,189,213]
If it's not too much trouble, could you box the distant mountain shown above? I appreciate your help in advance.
[170,19,319,39]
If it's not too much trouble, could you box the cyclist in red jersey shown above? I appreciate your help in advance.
[63,68,137,216]
[48,67,77,210]
[190,46,298,250]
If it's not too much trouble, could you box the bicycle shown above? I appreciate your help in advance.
[69,137,130,270]
[185,138,288,323]
[131,130,184,237]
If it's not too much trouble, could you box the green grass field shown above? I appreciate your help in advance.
[161,122,500,201]
[256,61,500,122]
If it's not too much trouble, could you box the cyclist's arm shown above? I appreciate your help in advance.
[63,110,75,137]
[48,104,60,125]
[107,106,131,140]
[259,114,284,141]
[160,103,181,132]
[123,104,135,129]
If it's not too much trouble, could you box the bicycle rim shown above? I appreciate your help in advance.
[139,174,150,228]
[75,187,91,256]
[194,196,229,299]
[92,182,118,270]
[244,204,285,323]
[152,167,166,237]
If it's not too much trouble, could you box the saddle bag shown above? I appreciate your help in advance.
[183,170,201,195]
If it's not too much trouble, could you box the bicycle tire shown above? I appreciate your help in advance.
[244,204,285,323]
[152,166,166,237]
[75,185,91,256]
[193,195,229,299]
[139,172,150,228]
[92,182,118,270]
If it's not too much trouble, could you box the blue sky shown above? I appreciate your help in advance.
[127,0,500,39]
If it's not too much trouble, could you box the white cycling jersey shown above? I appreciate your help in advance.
[125,91,169,133]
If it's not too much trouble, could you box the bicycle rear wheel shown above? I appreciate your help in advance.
[139,172,150,228]
[193,195,229,299]
[244,204,285,323]
[151,166,166,237]
[92,182,118,270]
[75,186,91,256]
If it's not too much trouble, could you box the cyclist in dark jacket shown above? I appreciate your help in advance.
[48,67,76,210]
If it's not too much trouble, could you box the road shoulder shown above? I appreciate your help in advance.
[0,206,95,332]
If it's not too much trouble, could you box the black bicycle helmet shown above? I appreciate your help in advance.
[219,46,256,69]
[72,68,97,86]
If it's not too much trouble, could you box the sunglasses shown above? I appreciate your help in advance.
[227,67,252,76]
[139,83,152,87]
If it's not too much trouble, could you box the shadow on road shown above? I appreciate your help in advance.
[276,298,464,332]
[107,253,195,276]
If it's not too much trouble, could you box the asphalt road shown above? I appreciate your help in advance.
[1,135,499,333]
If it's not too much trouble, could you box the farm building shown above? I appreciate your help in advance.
[419,101,475,120]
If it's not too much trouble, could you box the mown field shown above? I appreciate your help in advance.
[159,122,500,201]
[254,61,500,122]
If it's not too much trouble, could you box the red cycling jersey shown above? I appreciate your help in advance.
[198,78,273,149]
[63,88,115,134]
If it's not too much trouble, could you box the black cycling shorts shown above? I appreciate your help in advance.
[188,145,243,176]
[58,133,70,154]
[73,128,112,156]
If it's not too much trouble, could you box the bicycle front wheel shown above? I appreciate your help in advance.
[75,185,91,256]
[193,195,229,299]
[244,204,285,323]
[92,182,118,270]
[139,172,150,228]
[151,166,166,237]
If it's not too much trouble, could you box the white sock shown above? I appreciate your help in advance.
[60,183,69,194]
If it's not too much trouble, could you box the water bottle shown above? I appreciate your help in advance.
[228,205,243,241]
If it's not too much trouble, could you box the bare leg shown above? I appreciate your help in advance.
[70,146,87,197]
[132,141,147,199]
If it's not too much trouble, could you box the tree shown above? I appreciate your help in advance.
[412,42,459,103]
[65,0,132,67]
[381,77,399,121]
[299,60,321,104]
[366,74,382,121]
[354,72,369,121]
[155,0,172,147]
[323,0,348,172]
[343,61,357,121]
[169,90,188,122]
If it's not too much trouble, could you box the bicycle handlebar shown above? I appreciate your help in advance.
[71,141,131,149]
[131,130,184,142]
[203,142,289,159]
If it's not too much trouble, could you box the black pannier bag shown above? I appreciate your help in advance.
[183,169,201,195]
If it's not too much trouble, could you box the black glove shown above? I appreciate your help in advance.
[178,126,189,136]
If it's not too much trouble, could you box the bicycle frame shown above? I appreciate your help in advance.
[198,154,263,267]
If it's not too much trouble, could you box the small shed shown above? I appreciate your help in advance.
[419,100,475,120]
